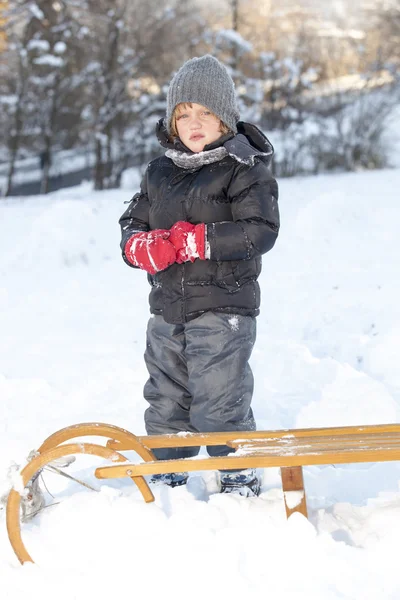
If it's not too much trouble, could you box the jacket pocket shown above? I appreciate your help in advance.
[215,261,241,293]
[215,257,261,293]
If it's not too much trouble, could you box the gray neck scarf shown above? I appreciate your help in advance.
[165,147,228,169]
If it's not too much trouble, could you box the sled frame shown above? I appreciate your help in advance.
[7,422,400,565]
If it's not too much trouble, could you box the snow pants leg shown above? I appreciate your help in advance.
[143,312,256,460]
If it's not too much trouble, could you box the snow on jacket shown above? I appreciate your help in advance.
[119,120,280,324]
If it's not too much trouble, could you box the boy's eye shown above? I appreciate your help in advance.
[176,114,187,120]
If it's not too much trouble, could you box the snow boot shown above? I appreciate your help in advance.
[149,472,189,487]
[219,468,260,497]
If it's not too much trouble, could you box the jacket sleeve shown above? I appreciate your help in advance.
[206,158,279,261]
[118,170,150,267]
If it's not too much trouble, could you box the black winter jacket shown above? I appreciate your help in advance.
[119,120,280,324]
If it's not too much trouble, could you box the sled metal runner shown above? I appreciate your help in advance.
[7,421,400,565]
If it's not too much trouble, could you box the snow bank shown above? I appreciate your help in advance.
[1,166,400,599]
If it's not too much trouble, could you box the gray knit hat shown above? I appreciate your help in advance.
[166,55,240,134]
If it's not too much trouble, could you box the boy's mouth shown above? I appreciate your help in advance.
[189,134,204,141]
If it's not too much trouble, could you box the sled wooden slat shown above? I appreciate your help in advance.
[94,445,400,478]
[106,423,400,451]
[228,435,400,455]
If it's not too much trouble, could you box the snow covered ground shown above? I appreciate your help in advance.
[1,165,400,599]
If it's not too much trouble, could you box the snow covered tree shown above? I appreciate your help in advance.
[76,0,204,190]
[0,2,30,195]
[362,0,400,77]
[0,22,30,196]
[0,0,88,194]
[1,0,398,190]
[74,0,135,190]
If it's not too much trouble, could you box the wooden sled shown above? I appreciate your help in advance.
[7,421,400,564]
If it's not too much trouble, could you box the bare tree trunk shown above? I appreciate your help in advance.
[231,0,239,72]
[5,54,26,197]
[40,162,50,194]
[231,0,239,32]
[105,126,112,188]
[40,79,61,194]
[94,137,104,190]
[5,138,18,197]
[113,153,129,189]
[110,137,129,189]
[40,132,53,194]
[5,106,23,196]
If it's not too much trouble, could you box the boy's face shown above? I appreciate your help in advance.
[175,103,223,152]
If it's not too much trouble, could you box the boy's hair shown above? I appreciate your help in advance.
[169,102,231,141]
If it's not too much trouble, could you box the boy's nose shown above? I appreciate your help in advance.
[190,118,201,129]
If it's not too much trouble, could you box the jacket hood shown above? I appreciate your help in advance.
[155,118,274,166]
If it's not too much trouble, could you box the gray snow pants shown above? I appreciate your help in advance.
[143,312,257,460]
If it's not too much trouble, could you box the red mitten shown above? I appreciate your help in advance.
[124,230,176,275]
[169,221,206,263]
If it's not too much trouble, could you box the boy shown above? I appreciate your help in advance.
[119,55,279,496]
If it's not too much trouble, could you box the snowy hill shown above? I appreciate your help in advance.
[1,167,400,599]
